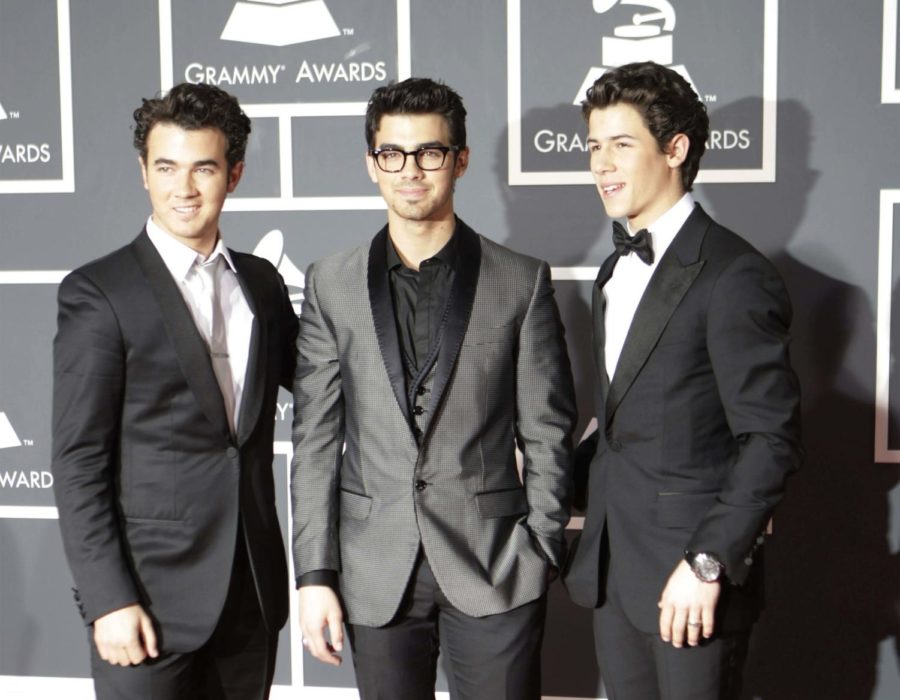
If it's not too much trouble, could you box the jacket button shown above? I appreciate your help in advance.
[416,386,427,396]
[413,406,424,416]
[415,480,427,492]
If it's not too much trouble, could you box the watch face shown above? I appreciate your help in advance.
[692,553,724,582]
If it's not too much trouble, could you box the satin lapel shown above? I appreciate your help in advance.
[423,222,481,435]
[605,208,710,424]
[130,231,231,440]
[367,226,410,420]
[592,252,618,421]
[592,251,619,380]
[231,253,264,446]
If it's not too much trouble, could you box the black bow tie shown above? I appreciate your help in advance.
[612,221,654,265]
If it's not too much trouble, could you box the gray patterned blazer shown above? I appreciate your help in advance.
[291,219,576,627]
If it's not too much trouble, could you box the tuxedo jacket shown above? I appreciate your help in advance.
[563,205,802,633]
[51,230,298,652]
[291,220,576,627]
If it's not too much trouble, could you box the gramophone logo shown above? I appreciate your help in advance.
[508,0,779,186]
[0,413,22,450]
[220,0,341,47]
[253,230,305,315]
[0,102,7,121]
[572,0,698,104]
[161,0,410,211]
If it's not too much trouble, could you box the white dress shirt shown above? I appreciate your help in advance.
[146,217,253,431]
[604,193,696,378]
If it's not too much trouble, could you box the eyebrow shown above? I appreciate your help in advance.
[152,157,221,167]
[376,140,447,150]
[587,133,636,144]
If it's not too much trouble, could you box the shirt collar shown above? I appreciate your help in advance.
[630,192,695,263]
[386,223,459,272]
[145,216,237,282]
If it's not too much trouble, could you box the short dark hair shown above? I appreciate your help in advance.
[133,82,252,169]
[365,77,467,149]
[582,62,709,191]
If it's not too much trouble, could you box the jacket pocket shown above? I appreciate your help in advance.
[475,487,528,519]
[340,489,373,521]
[656,491,718,528]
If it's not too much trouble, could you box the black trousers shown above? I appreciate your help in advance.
[593,575,750,700]
[347,553,547,700]
[91,531,278,700]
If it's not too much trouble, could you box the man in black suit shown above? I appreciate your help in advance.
[51,82,298,699]
[563,62,802,699]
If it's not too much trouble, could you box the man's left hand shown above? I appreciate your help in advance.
[657,559,720,648]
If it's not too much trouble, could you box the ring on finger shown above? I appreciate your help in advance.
[687,620,701,627]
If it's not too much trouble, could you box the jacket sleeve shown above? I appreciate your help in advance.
[514,261,577,568]
[290,263,344,580]
[51,271,139,624]
[687,252,802,584]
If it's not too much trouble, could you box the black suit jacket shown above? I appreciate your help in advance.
[564,205,802,633]
[52,230,298,652]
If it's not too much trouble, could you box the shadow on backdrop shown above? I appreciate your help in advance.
[702,98,900,700]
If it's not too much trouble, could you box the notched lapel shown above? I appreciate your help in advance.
[606,207,711,423]
[130,232,232,440]
[232,254,264,446]
[367,227,410,421]
[423,222,481,436]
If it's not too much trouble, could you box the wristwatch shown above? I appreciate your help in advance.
[684,551,724,583]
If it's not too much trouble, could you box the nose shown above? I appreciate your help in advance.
[174,170,199,197]
[591,145,613,174]
[399,152,425,177]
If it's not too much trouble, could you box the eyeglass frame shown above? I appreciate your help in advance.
[368,144,462,173]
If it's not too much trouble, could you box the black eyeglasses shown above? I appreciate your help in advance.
[369,145,461,173]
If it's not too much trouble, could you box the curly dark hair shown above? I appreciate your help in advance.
[365,77,467,149]
[133,82,251,169]
[581,62,709,191]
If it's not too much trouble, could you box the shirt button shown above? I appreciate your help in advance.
[415,480,427,492]
[413,406,424,416]
[413,427,423,438]
[744,556,754,566]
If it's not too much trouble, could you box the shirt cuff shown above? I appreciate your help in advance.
[296,569,339,590]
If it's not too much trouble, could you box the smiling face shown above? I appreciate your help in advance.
[587,102,687,231]
[366,113,468,230]
[140,123,243,255]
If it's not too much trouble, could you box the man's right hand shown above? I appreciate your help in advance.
[299,585,345,666]
[93,604,159,666]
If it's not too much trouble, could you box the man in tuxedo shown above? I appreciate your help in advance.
[563,62,802,699]
[291,77,576,700]
[51,82,298,699]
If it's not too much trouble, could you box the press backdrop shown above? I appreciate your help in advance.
[1,1,899,698]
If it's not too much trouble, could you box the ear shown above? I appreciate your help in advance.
[365,151,379,183]
[139,157,150,191]
[665,133,689,170]
[226,161,244,193]
[453,147,470,178]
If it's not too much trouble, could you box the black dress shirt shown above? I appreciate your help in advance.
[386,233,457,379]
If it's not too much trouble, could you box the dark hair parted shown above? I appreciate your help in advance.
[133,82,252,169]
[582,62,709,191]
[365,77,467,149]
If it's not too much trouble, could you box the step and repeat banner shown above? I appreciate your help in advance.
[2,1,899,699]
